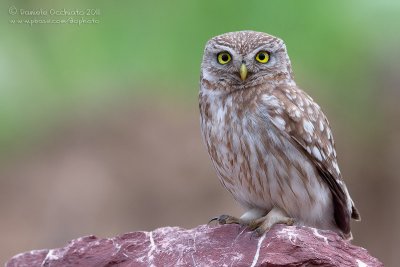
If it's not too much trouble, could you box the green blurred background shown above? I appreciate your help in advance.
[1,0,399,265]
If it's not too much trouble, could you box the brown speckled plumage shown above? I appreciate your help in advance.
[199,31,360,239]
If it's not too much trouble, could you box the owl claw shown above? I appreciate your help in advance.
[208,214,241,225]
[208,217,219,225]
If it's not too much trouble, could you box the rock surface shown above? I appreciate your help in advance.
[6,224,382,267]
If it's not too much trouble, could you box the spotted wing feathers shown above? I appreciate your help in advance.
[261,85,360,236]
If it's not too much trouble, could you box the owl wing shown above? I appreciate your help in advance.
[259,85,360,236]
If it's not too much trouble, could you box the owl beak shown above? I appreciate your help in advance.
[240,63,248,81]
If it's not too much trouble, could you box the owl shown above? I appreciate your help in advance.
[199,31,360,240]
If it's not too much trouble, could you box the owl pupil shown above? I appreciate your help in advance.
[258,53,265,60]
[221,54,229,61]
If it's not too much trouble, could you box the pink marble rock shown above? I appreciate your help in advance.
[6,224,382,267]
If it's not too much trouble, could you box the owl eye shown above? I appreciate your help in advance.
[255,51,270,63]
[217,52,232,65]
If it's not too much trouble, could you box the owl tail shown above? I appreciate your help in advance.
[351,204,361,221]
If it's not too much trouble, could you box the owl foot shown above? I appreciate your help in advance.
[208,214,242,225]
[248,207,295,236]
[209,208,267,226]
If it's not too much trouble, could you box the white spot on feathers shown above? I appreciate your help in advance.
[326,144,333,156]
[312,146,323,161]
[303,120,314,135]
[326,127,333,140]
[286,93,294,101]
[332,161,340,174]
[288,107,301,122]
[298,98,304,107]
[272,116,286,130]
[262,95,280,108]
[319,120,325,131]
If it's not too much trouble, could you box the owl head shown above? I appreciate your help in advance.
[201,31,294,91]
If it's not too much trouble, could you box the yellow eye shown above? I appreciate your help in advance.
[217,52,231,65]
[255,51,270,63]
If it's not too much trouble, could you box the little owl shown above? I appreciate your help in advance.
[199,31,360,240]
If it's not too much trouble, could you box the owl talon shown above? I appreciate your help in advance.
[247,207,295,235]
[208,214,241,225]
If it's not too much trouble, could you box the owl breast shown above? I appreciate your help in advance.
[199,88,336,231]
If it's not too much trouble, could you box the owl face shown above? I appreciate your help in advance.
[201,31,293,91]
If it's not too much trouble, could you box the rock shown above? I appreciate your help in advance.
[6,224,382,267]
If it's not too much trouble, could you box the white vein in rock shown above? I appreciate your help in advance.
[147,232,157,267]
[356,259,368,267]
[312,228,328,244]
[250,233,266,267]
